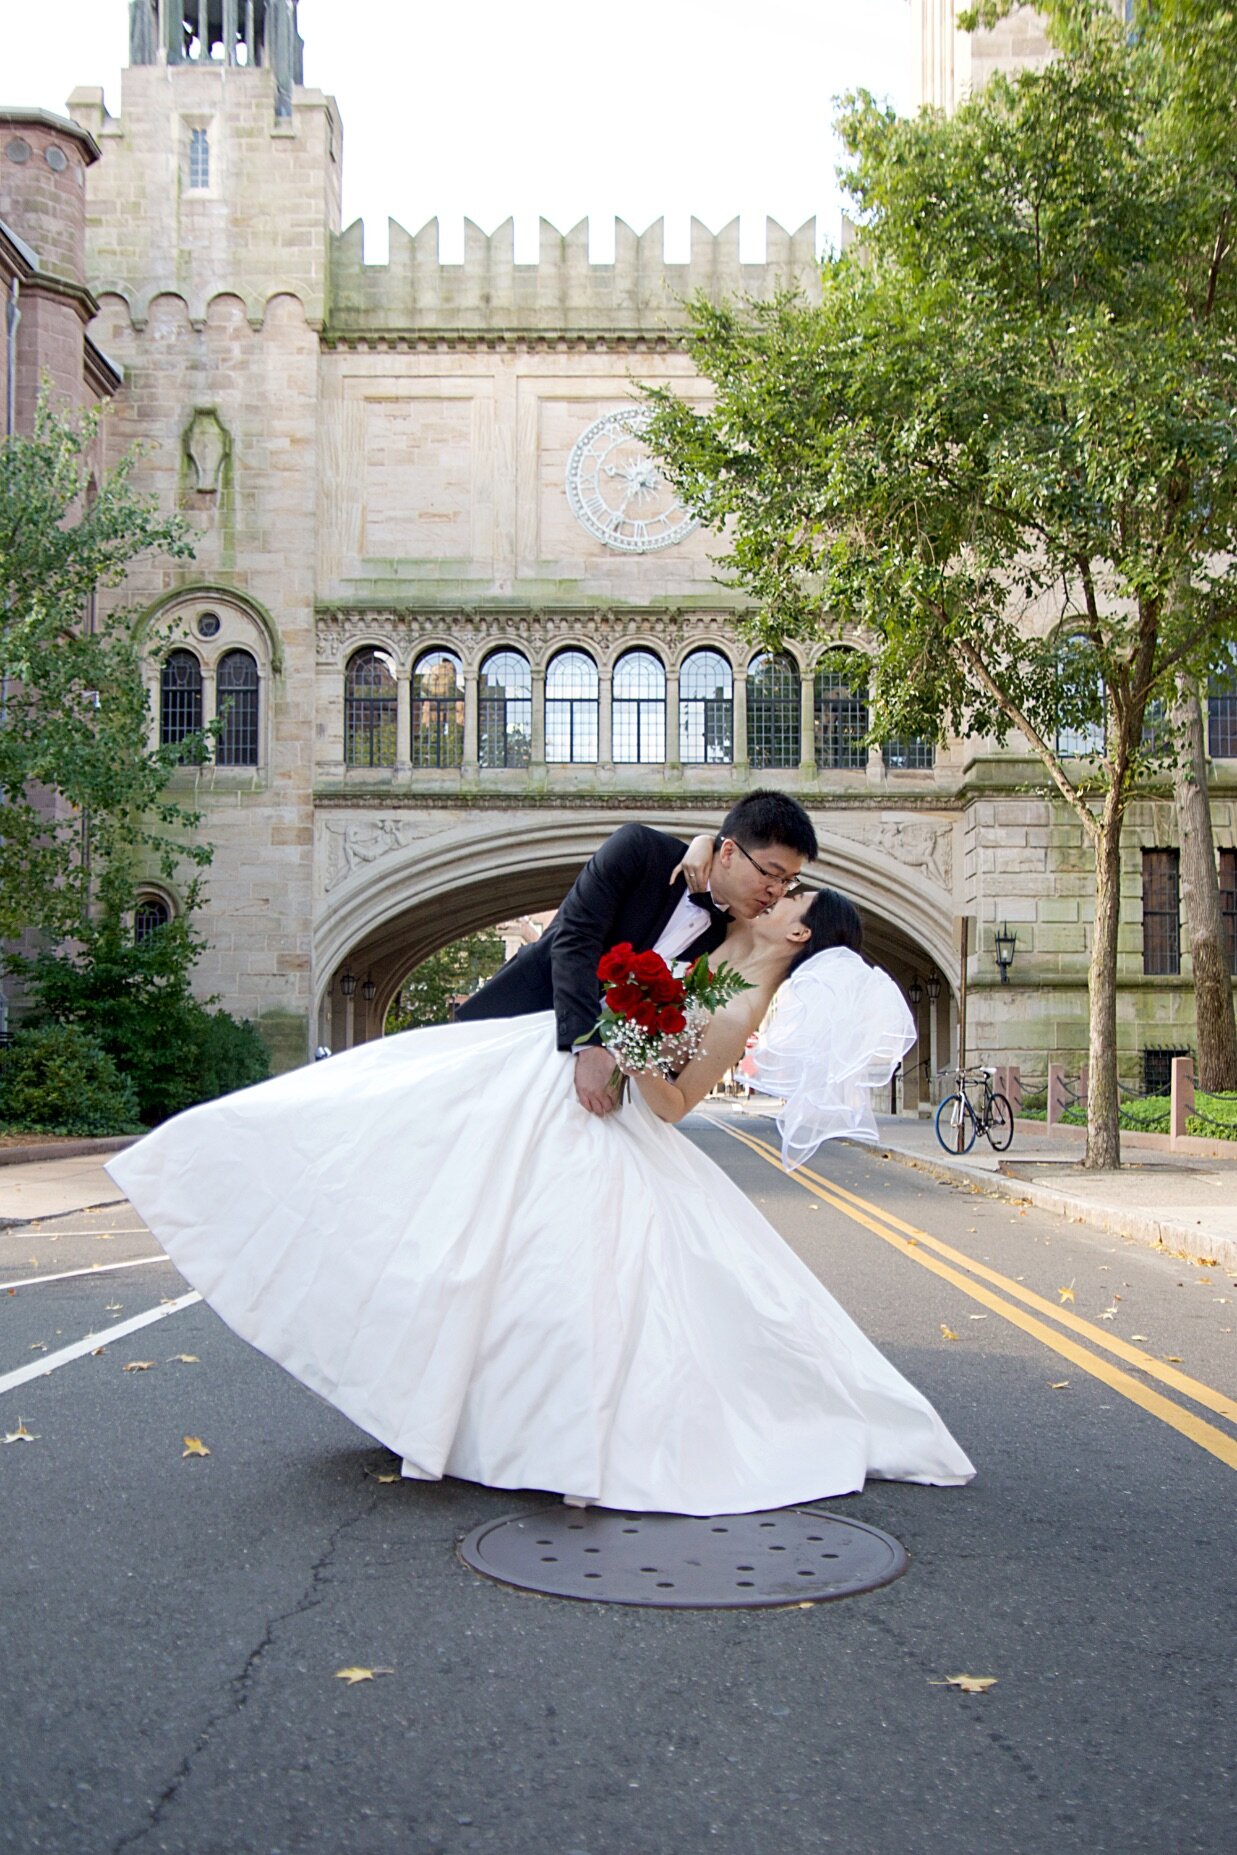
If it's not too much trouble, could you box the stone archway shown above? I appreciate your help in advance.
[312,810,961,1099]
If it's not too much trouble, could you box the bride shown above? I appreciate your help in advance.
[106,887,975,1516]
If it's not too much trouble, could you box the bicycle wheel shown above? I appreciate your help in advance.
[935,1093,977,1155]
[985,1092,1015,1151]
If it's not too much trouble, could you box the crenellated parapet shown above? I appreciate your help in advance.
[327,215,821,340]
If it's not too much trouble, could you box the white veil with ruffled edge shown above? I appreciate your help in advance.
[747,946,917,1171]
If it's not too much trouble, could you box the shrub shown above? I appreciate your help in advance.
[0,1023,143,1137]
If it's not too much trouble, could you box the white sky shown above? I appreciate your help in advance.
[2,0,914,263]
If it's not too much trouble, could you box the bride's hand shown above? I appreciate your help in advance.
[670,833,716,893]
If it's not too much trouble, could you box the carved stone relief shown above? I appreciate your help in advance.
[184,408,230,495]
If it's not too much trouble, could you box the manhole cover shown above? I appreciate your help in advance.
[458,1505,909,1608]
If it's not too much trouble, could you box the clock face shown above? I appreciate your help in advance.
[565,408,698,553]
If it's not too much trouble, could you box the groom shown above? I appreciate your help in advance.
[456,791,818,1116]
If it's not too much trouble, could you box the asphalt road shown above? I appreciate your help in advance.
[2,1108,1234,1855]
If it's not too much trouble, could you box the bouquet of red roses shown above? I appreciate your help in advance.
[577,942,752,1085]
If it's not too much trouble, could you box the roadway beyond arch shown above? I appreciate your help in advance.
[313,811,960,1058]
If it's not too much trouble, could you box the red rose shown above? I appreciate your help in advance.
[632,1000,660,1032]
[657,1007,687,1035]
[651,973,685,1005]
[631,950,670,986]
[598,942,635,983]
[606,982,641,1018]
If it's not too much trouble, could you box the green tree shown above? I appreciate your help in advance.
[0,398,204,947]
[644,0,1237,1168]
[385,931,507,1032]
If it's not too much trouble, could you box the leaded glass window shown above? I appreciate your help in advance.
[134,897,171,944]
[679,651,734,765]
[1209,652,1237,758]
[1055,636,1106,756]
[215,649,259,767]
[345,649,397,768]
[546,651,598,764]
[1142,848,1180,976]
[747,653,800,769]
[478,650,532,769]
[411,650,464,769]
[189,128,210,189]
[612,651,666,764]
[883,736,936,770]
[814,657,868,769]
[160,649,203,759]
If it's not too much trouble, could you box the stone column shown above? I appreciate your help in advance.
[799,668,816,779]
[598,666,612,767]
[342,990,355,1052]
[867,742,885,786]
[531,666,546,767]
[929,996,941,1102]
[664,667,680,770]
[200,663,217,752]
[395,672,411,774]
[462,666,479,777]
[733,669,749,775]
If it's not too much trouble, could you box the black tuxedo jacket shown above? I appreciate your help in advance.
[455,823,730,1052]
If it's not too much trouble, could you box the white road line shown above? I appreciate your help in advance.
[0,1291,201,1396]
[2,1255,176,1292]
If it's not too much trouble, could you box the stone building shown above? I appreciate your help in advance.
[2,0,1232,1096]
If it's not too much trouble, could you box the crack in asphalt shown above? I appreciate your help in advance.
[109,1491,381,1855]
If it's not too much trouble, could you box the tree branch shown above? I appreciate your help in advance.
[955,635,1100,842]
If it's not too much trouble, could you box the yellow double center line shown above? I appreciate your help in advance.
[712,1118,1237,1473]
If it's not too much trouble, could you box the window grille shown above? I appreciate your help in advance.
[411,650,464,768]
[1209,654,1237,758]
[546,651,598,764]
[344,649,397,768]
[814,659,868,769]
[1142,847,1181,975]
[882,736,935,770]
[612,651,666,764]
[478,650,532,769]
[1143,1046,1190,1095]
[188,128,210,189]
[1220,848,1237,977]
[747,653,800,769]
[679,650,733,765]
[215,649,259,766]
[134,897,171,944]
[160,649,203,759]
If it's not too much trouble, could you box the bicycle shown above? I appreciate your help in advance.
[935,1065,1015,1154]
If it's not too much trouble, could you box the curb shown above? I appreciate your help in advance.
[869,1139,1237,1273]
[0,1135,139,1169]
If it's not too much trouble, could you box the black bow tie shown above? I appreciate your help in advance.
[688,891,729,922]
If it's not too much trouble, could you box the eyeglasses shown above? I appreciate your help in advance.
[732,840,802,892]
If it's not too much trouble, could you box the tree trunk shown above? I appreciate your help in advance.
[1085,799,1123,1170]
[1171,676,1237,1092]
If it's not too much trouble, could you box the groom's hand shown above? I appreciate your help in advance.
[574,1045,621,1117]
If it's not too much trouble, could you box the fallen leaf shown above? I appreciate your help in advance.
[968,1314,988,1321]
[944,1674,998,1695]
[1058,1282,1076,1304]
[4,1420,38,1444]
[90,1346,106,1356]
[182,1436,211,1458]
[940,1325,959,1342]
[334,1666,393,1686]
[93,1233,114,1241]
[1130,1334,1150,1343]
[1165,1355,1183,1363]
[28,1257,39,1268]
[123,1361,155,1373]
[29,1342,47,1352]
[1049,1381,1070,1390]
[167,1354,200,1365]
[1101,1305,1118,1321]
[105,1302,122,1312]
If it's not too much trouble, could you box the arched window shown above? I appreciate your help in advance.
[613,650,666,764]
[814,656,868,769]
[215,649,259,766]
[479,650,532,769]
[546,651,598,764]
[679,650,734,765]
[411,650,465,768]
[747,653,800,769]
[1209,648,1237,759]
[1054,635,1106,756]
[160,649,203,760]
[134,896,171,945]
[345,649,397,768]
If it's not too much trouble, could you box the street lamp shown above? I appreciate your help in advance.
[361,974,377,1003]
[907,976,924,1008]
[994,923,1017,985]
[925,970,942,1003]
[339,969,357,998]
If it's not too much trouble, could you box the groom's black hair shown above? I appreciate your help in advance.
[789,888,863,974]
[717,790,818,861]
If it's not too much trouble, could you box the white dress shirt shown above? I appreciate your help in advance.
[653,888,719,963]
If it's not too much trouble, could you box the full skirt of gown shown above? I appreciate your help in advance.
[105,1011,975,1514]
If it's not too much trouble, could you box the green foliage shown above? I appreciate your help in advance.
[0,1022,142,1137]
[0,398,206,945]
[1021,1090,1237,1139]
[17,905,270,1125]
[386,932,507,1032]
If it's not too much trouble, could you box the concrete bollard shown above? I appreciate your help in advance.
[1046,1062,1068,1128]
[1170,1056,1195,1144]
[1003,1065,1023,1113]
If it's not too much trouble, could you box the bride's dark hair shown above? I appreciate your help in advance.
[788,888,863,974]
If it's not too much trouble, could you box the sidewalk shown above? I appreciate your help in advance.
[0,1152,131,1225]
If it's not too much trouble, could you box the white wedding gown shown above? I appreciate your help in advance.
[106,1011,975,1514]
